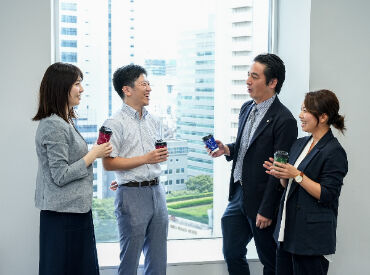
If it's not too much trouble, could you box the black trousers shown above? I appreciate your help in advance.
[221,184,276,275]
[39,210,100,275]
[276,243,329,275]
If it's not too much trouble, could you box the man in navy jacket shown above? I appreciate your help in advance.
[210,54,297,274]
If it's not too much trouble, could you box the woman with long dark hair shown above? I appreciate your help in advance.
[33,62,112,275]
[264,89,348,275]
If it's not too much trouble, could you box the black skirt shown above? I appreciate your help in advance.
[39,210,100,275]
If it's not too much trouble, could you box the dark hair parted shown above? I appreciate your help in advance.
[33,62,83,123]
[112,64,147,99]
[304,89,346,133]
[254,53,285,94]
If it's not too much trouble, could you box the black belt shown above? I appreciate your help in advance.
[120,178,159,187]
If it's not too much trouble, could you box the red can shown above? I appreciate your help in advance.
[97,126,112,145]
[155,139,167,149]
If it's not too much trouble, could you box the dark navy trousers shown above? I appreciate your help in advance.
[276,243,329,275]
[221,184,277,275]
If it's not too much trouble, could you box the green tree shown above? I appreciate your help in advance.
[185,175,213,193]
[92,198,118,242]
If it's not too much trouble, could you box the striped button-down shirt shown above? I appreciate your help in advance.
[233,95,276,182]
[103,102,163,185]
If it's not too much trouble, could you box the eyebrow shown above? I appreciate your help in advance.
[138,80,150,85]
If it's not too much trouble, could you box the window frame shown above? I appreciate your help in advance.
[53,0,277,245]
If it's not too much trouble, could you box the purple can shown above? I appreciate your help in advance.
[202,134,219,153]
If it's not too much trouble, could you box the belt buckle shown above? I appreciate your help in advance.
[239,180,243,186]
[151,178,158,186]
[147,177,158,186]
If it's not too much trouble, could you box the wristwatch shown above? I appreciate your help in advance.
[294,171,304,183]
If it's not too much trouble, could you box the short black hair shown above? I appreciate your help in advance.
[254,53,285,94]
[112,64,147,99]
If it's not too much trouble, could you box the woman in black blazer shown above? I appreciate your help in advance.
[263,89,348,275]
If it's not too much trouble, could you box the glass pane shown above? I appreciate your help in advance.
[57,0,270,242]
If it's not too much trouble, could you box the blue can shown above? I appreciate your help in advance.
[202,134,219,153]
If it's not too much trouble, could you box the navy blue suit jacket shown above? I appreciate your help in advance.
[226,96,298,219]
[274,129,348,255]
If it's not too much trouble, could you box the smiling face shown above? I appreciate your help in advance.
[246,62,277,104]
[123,73,151,109]
[68,77,83,109]
[299,104,319,133]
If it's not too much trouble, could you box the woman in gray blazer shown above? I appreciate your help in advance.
[33,62,112,275]
[264,90,348,275]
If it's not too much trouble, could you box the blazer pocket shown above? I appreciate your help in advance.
[304,212,336,252]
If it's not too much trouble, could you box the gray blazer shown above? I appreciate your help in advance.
[34,114,93,213]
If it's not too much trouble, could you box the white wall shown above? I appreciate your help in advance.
[278,0,370,274]
[310,0,370,273]
[276,0,311,131]
[0,0,52,274]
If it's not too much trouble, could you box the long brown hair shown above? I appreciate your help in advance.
[304,89,346,133]
[32,62,83,123]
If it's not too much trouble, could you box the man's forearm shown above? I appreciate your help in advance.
[103,155,147,171]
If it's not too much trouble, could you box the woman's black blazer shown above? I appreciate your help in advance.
[274,129,348,255]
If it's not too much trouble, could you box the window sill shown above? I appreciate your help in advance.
[97,238,258,269]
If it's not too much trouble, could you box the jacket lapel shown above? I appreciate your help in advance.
[287,130,335,199]
[288,136,311,167]
[235,103,254,151]
[248,96,279,148]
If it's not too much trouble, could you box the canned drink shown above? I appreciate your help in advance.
[274,150,289,164]
[155,139,167,149]
[97,126,112,145]
[202,134,219,153]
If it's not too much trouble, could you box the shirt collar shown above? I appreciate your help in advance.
[121,102,148,120]
[254,94,276,111]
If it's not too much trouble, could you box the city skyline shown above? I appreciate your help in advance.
[57,0,271,240]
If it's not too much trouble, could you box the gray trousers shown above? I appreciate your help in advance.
[115,184,168,275]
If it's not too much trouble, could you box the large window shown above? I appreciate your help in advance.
[56,0,270,242]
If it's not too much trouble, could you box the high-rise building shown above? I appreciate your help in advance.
[145,59,166,76]
[57,0,270,238]
[58,0,109,198]
[176,21,215,178]
[58,0,186,199]
[145,59,177,136]
[110,0,137,113]
[144,60,189,193]
[212,0,270,236]
[161,139,189,194]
